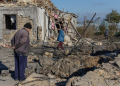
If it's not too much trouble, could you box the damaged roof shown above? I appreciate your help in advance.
[0,0,77,17]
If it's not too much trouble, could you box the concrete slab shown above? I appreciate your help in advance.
[20,73,67,86]
[21,73,51,86]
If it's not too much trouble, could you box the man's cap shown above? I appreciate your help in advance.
[24,23,32,29]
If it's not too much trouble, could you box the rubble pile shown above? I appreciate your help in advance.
[24,37,120,79]
[36,53,100,78]
[0,37,120,86]
[68,61,120,86]
[65,53,120,86]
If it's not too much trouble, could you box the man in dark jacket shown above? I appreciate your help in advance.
[11,23,32,81]
[104,29,109,39]
[101,19,109,39]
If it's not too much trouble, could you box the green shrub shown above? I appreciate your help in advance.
[94,32,102,35]
[109,23,117,36]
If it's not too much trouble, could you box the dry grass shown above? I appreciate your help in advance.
[109,23,117,36]
[77,25,96,38]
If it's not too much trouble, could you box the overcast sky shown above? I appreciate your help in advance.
[51,0,120,22]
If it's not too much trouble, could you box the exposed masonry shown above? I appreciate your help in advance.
[0,7,37,36]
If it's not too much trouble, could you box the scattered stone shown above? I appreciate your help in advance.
[65,77,77,86]
[65,50,70,55]
[44,52,53,58]
[71,71,108,86]
[115,60,120,67]
[31,44,38,47]
[49,53,53,58]
[39,55,54,67]
[67,42,73,47]
[36,66,42,74]
[109,61,114,63]
[1,70,9,77]
[117,54,120,58]
[44,52,50,56]
[27,59,33,63]
[83,56,100,68]
[95,42,102,45]
[86,50,92,54]
[47,73,55,78]
[64,35,71,42]
[115,71,120,76]
[0,4,5,7]
[64,42,68,45]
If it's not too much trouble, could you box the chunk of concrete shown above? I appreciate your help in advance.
[67,42,73,47]
[65,50,70,55]
[49,53,53,58]
[1,70,9,77]
[66,77,77,86]
[64,35,71,42]
[44,52,50,56]
[115,60,120,67]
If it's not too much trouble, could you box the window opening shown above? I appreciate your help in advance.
[5,15,16,30]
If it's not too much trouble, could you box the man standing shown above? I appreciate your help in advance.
[11,23,32,81]
[101,19,109,39]
[104,28,109,39]
[103,19,109,39]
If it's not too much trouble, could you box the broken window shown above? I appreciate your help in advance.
[5,15,16,30]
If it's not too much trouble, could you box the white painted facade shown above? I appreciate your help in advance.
[37,7,49,42]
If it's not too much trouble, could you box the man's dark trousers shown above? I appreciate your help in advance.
[14,53,27,80]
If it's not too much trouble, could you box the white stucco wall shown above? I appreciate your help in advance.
[45,13,48,40]
[37,7,49,42]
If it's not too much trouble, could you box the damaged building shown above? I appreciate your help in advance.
[0,0,78,46]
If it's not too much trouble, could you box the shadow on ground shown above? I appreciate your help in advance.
[0,61,8,74]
